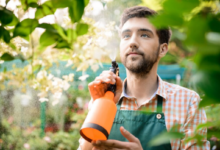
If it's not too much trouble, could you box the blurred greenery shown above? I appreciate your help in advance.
[142,0,220,148]
[0,0,220,149]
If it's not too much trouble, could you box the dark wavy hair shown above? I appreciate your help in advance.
[119,6,172,44]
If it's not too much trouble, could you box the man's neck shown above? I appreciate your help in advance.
[126,65,158,106]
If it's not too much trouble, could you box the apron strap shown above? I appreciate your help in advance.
[116,97,123,110]
[157,95,163,113]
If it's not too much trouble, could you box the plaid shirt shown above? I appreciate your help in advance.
[79,76,210,150]
[119,76,210,150]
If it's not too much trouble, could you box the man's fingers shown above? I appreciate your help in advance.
[92,140,129,149]
[120,126,139,143]
[95,76,115,84]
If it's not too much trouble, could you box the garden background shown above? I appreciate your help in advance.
[0,0,220,149]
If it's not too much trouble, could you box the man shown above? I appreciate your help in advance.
[79,6,210,150]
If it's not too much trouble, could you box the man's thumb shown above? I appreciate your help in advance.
[120,126,139,143]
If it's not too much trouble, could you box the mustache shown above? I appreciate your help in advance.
[126,48,144,56]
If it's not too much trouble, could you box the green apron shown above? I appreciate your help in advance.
[108,95,172,150]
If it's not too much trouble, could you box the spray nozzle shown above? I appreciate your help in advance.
[107,60,119,95]
[110,60,119,76]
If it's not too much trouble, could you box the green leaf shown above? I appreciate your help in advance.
[0,8,14,25]
[6,0,10,5]
[9,43,16,50]
[193,71,220,107]
[6,14,19,26]
[0,53,14,61]
[76,23,89,36]
[51,0,73,8]
[39,29,60,48]
[149,131,184,146]
[84,0,89,7]
[196,122,216,132]
[194,53,220,72]
[53,24,68,40]
[163,0,200,15]
[185,16,208,45]
[149,13,184,29]
[68,0,85,23]
[0,26,11,43]
[4,67,7,73]
[54,40,71,49]
[3,28,10,43]
[209,17,220,33]
[207,131,220,139]
[35,1,56,19]
[29,2,38,8]
[20,0,38,10]
[67,28,77,42]
[185,134,205,146]
[0,26,3,38]
[13,18,39,39]
[20,0,28,11]
[38,23,55,31]
[33,65,42,73]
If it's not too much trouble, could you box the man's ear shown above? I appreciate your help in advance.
[159,43,168,58]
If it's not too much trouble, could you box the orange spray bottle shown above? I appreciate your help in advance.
[80,61,119,142]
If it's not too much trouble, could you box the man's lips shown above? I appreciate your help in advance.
[127,52,141,56]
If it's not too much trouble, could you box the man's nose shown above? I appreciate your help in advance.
[129,35,139,49]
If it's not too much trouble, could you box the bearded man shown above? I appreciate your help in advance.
[79,6,210,150]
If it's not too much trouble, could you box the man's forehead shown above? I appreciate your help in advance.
[120,17,156,33]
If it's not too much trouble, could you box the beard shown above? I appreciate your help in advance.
[123,47,160,77]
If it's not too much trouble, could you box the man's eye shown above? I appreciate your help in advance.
[123,34,130,38]
[141,34,149,38]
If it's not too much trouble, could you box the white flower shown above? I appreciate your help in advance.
[52,77,63,87]
[72,54,76,58]
[37,70,47,80]
[23,143,30,149]
[43,136,51,143]
[91,64,99,72]
[52,99,59,106]
[47,74,54,80]
[65,59,73,67]
[39,97,49,102]
[21,46,28,53]
[79,74,89,81]
[63,81,70,91]
[53,92,62,99]
[0,75,3,81]
[46,87,49,91]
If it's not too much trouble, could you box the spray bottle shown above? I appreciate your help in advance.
[80,60,119,142]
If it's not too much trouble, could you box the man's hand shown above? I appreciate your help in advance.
[91,126,143,150]
[88,70,123,103]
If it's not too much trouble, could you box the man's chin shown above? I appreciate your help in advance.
[126,59,141,66]
[125,62,141,70]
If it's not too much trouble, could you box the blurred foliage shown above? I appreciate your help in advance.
[0,118,82,150]
[1,0,220,149]
[0,0,117,104]
[141,0,220,148]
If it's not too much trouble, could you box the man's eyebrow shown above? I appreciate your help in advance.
[121,28,154,35]
[138,28,153,34]
[121,29,131,34]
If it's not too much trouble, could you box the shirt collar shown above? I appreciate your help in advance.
[156,75,168,100]
[120,75,168,101]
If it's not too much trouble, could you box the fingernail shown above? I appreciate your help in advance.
[112,79,116,83]
[96,140,101,144]
[122,127,126,133]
